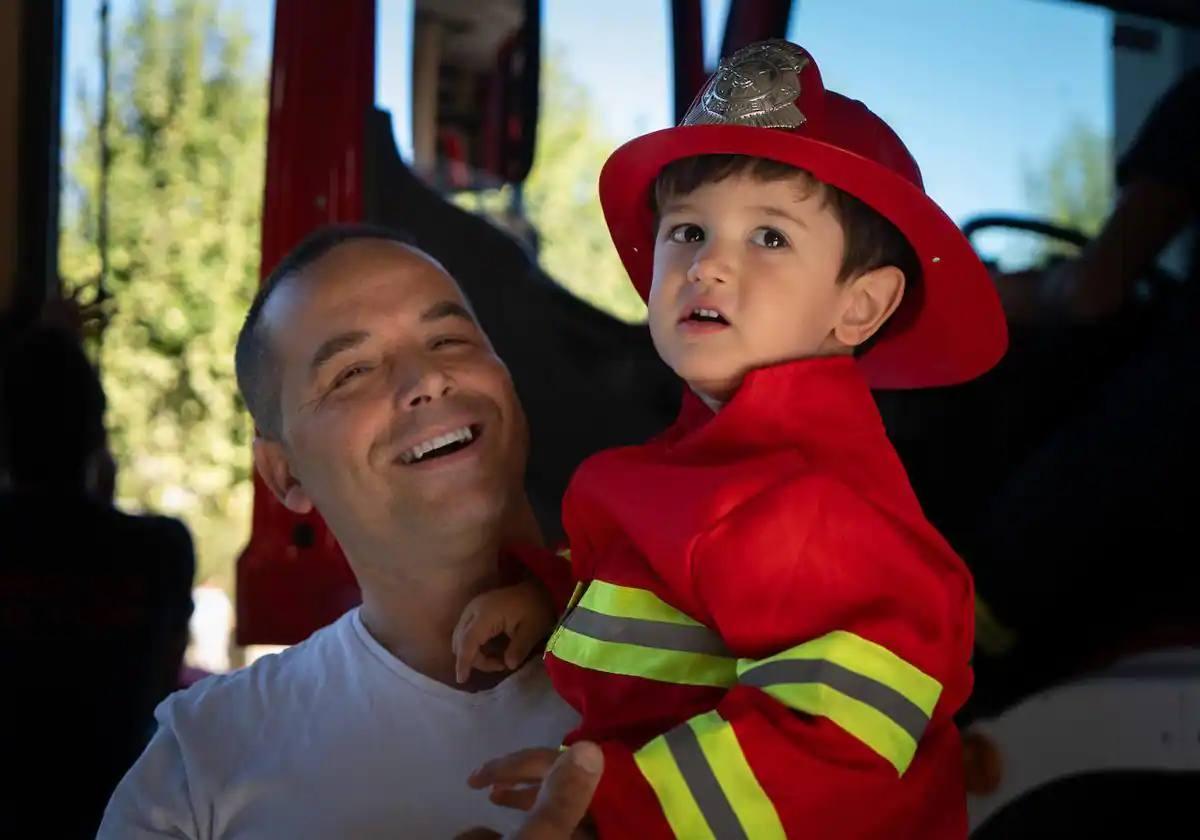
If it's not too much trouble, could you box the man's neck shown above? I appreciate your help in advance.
[355,532,507,690]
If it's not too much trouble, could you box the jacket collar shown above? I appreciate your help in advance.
[656,355,922,514]
[663,355,882,457]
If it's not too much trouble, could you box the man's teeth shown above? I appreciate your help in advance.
[400,426,474,464]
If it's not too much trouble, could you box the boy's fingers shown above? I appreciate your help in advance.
[515,743,604,839]
[451,609,474,656]
[452,610,478,681]
[454,636,477,685]
[469,748,559,788]
[503,620,542,670]
[455,614,501,683]
[474,654,509,673]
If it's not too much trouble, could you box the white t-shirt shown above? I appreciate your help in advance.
[99,608,580,839]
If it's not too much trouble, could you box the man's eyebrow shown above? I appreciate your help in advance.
[419,300,476,325]
[309,330,370,378]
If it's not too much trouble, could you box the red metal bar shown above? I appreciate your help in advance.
[236,0,376,645]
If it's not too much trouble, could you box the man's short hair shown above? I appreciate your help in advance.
[235,224,415,440]
[652,155,920,353]
[1,325,107,486]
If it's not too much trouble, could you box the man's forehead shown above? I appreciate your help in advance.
[265,240,466,329]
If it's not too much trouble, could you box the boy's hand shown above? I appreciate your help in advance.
[452,580,556,684]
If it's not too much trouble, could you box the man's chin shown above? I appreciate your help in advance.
[399,483,509,534]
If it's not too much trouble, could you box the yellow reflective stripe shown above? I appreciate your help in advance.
[549,625,737,687]
[753,681,919,774]
[634,733,717,840]
[737,630,943,775]
[748,630,941,716]
[580,579,703,626]
[689,712,786,840]
[555,547,572,562]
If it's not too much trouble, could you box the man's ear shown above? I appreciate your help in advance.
[253,437,314,514]
[833,266,905,348]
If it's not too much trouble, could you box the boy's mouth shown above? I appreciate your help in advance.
[679,307,730,325]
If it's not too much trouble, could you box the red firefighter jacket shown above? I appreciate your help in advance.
[524,355,975,839]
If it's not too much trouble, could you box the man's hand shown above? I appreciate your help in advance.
[455,743,603,840]
[452,581,556,684]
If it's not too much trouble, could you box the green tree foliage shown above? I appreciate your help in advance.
[1024,120,1113,257]
[59,0,265,589]
[457,53,648,323]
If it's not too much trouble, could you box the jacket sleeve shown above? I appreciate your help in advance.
[584,475,975,839]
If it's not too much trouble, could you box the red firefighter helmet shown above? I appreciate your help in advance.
[599,40,1007,389]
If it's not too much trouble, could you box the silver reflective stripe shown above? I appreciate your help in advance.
[563,606,732,656]
[740,658,930,742]
[663,723,748,840]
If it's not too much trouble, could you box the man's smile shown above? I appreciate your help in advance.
[395,423,483,466]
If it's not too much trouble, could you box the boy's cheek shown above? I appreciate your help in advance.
[645,275,673,321]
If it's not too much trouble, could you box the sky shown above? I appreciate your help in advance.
[535,0,1113,229]
[63,0,1114,251]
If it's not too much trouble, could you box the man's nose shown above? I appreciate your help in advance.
[395,362,455,409]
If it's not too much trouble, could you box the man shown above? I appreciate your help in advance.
[99,226,581,838]
[2,325,194,838]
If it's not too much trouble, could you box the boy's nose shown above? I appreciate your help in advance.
[687,245,733,286]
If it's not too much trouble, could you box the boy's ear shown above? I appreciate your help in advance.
[253,437,314,515]
[833,266,905,348]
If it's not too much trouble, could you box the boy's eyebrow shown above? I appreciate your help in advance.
[658,201,809,230]
[658,200,695,216]
[753,205,809,229]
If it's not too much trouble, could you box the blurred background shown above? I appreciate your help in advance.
[2,0,1197,835]
[44,0,1130,657]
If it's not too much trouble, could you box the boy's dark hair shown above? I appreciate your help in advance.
[235,224,415,440]
[653,155,920,352]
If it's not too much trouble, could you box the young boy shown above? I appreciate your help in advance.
[454,40,1007,838]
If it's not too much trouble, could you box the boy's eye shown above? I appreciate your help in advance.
[667,223,705,244]
[751,227,789,249]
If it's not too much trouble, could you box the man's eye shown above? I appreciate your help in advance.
[667,224,705,244]
[751,227,789,249]
[332,365,369,389]
[432,336,470,350]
